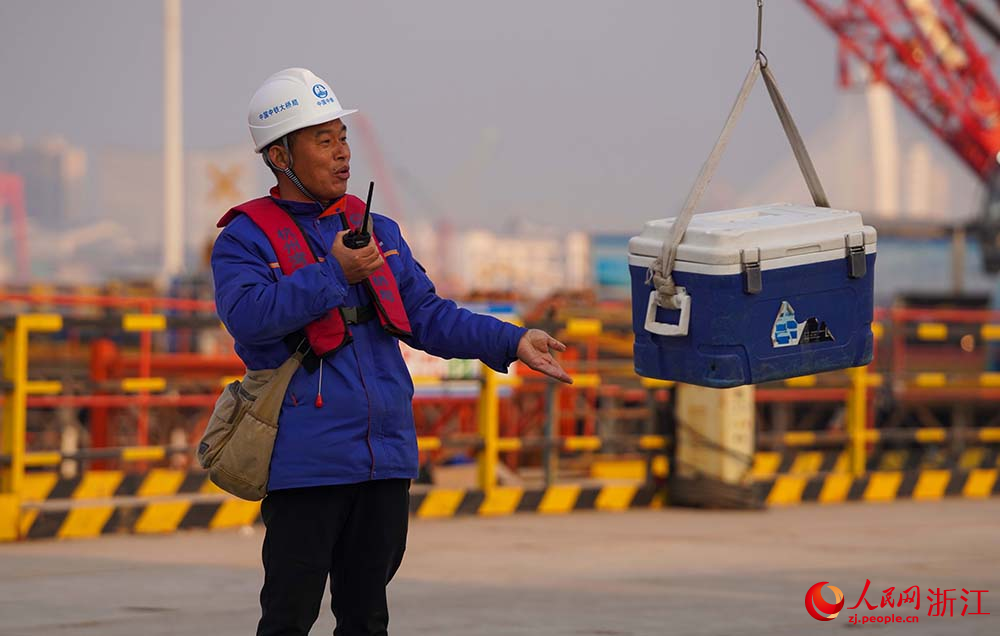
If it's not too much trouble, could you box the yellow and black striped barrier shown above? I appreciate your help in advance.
[13,482,666,540]
[10,467,1000,540]
[751,445,1000,477]
[19,495,262,540]
[17,468,669,510]
[757,468,1000,505]
[408,483,663,518]
[18,468,214,502]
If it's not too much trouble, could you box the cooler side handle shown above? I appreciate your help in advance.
[644,289,691,337]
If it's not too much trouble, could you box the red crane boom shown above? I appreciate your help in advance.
[802,0,1000,269]
[802,0,1000,177]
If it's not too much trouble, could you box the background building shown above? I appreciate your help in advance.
[0,136,88,228]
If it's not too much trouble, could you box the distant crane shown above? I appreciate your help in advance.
[802,0,1000,270]
[354,113,406,226]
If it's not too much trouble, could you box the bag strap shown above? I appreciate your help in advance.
[647,58,830,310]
[277,338,310,376]
[248,339,309,421]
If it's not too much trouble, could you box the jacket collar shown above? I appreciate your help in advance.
[267,186,347,219]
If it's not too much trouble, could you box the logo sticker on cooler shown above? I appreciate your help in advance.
[772,301,835,348]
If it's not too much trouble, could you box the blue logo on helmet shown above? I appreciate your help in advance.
[312,84,329,99]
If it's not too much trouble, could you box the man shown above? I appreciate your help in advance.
[211,68,572,636]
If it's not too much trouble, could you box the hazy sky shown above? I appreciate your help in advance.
[0,0,980,232]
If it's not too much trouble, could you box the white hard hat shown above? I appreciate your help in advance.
[247,68,358,152]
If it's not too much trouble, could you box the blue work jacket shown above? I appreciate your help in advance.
[211,196,526,490]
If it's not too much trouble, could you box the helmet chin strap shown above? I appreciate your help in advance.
[264,135,326,211]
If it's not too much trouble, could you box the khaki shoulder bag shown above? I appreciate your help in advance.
[196,343,307,501]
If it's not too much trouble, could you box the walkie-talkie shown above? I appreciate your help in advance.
[343,181,374,249]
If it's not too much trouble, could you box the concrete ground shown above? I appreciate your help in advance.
[0,499,998,635]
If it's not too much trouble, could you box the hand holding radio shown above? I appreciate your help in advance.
[331,231,382,284]
[331,181,381,284]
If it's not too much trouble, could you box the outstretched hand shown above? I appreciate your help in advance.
[516,329,573,384]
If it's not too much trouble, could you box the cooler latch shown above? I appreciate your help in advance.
[741,248,762,294]
[845,232,867,279]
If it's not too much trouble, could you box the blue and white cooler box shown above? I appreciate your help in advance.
[629,203,876,388]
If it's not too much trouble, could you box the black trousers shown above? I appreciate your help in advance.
[256,479,410,636]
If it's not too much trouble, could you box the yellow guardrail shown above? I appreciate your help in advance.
[785,375,817,388]
[121,377,168,393]
[564,318,602,338]
[2,315,63,502]
[916,322,948,341]
[122,314,167,332]
[847,365,867,477]
[981,324,1000,341]
[1,313,189,540]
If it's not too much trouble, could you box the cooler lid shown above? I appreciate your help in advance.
[628,203,876,266]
